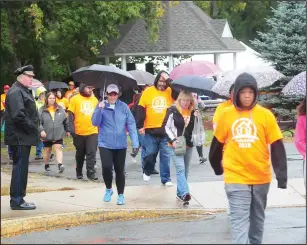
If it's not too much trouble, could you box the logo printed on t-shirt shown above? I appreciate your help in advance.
[80,101,94,116]
[231,118,259,148]
[151,96,167,113]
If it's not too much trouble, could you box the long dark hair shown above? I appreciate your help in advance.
[44,92,58,109]
[297,98,306,116]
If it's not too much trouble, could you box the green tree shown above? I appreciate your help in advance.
[251,1,306,77]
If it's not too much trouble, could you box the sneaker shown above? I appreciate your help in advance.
[131,156,137,163]
[45,164,51,172]
[183,193,191,202]
[35,155,43,160]
[58,163,65,173]
[104,189,113,202]
[87,174,98,181]
[117,194,125,205]
[199,157,207,164]
[143,173,151,182]
[163,181,173,187]
[76,169,83,179]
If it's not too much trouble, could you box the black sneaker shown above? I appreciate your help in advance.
[45,164,51,172]
[87,172,98,181]
[199,157,207,164]
[76,169,83,179]
[183,193,191,202]
[58,163,65,173]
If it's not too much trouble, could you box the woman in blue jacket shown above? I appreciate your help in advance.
[92,84,139,205]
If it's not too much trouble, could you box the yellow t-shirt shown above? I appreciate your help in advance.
[1,93,6,111]
[65,89,75,99]
[214,104,283,185]
[48,106,56,121]
[213,100,233,127]
[56,97,69,110]
[68,94,98,135]
[138,86,174,129]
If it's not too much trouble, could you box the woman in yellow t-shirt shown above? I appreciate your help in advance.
[163,90,199,205]
[56,89,69,111]
[38,92,70,173]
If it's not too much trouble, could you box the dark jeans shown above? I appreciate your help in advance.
[10,145,31,207]
[142,134,171,184]
[73,134,98,174]
[36,140,44,156]
[196,145,203,158]
[8,145,13,159]
[99,147,127,194]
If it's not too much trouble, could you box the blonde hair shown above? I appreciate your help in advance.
[175,90,195,114]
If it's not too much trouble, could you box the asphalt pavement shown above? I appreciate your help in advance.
[17,142,305,186]
[1,207,305,244]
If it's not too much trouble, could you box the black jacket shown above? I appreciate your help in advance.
[209,73,287,189]
[162,106,195,147]
[4,81,40,146]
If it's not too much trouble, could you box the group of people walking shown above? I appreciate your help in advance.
[2,64,305,244]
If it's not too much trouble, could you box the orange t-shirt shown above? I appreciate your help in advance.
[214,104,283,185]
[48,106,56,121]
[213,100,233,127]
[65,89,75,99]
[68,94,98,135]
[138,86,174,129]
[1,93,6,111]
[56,97,69,110]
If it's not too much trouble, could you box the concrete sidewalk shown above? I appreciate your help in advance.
[1,178,305,238]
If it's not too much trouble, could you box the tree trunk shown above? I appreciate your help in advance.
[75,57,88,69]
[210,1,219,18]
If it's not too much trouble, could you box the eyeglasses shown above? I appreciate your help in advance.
[107,92,118,97]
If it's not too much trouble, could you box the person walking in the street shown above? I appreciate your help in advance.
[212,84,234,131]
[192,92,207,164]
[68,83,98,180]
[1,84,13,161]
[294,97,306,186]
[92,84,139,205]
[163,90,198,203]
[34,86,47,160]
[38,92,70,173]
[209,73,288,244]
[136,71,178,185]
[65,81,76,100]
[4,65,39,210]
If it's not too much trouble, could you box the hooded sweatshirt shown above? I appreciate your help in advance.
[135,71,178,137]
[209,73,287,188]
[67,83,98,136]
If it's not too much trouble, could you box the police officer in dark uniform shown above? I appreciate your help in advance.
[4,65,39,210]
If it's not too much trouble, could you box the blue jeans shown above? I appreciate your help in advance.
[36,140,44,157]
[170,147,193,197]
[142,134,171,184]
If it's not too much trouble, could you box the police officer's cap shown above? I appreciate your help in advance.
[13,65,35,76]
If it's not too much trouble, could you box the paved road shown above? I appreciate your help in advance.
[2,207,305,244]
[2,143,304,186]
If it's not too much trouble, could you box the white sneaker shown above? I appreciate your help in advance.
[131,156,137,163]
[164,181,173,187]
[143,173,151,182]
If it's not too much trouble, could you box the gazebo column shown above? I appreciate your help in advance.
[232,52,237,70]
[168,55,174,72]
[214,53,221,80]
[105,56,110,65]
[121,56,127,71]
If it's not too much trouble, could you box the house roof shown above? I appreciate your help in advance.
[99,1,245,57]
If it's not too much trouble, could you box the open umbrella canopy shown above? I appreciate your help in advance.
[128,70,155,85]
[170,60,221,80]
[281,71,306,97]
[212,66,285,97]
[29,79,44,89]
[45,81,69,90]
[171,75,218,97]
[71,64,137,91]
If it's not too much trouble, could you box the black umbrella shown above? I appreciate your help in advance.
[171,75,218,97]
[45,81,69,90]
[128,70,155,85]
[71,64,137,91]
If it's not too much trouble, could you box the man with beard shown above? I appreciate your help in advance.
[68,83,98,180]
[136,71,178,185]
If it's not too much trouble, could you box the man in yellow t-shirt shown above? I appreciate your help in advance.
[68,83,98,180]
[136,71,177,185]
[212,84,234,131]
[209,73,287,244]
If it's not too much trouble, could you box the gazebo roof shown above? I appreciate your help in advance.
[99,1,245,57]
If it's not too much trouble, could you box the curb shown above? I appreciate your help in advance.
[1,208,221,238]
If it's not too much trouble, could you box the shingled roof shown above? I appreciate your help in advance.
[99,1,245,57]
